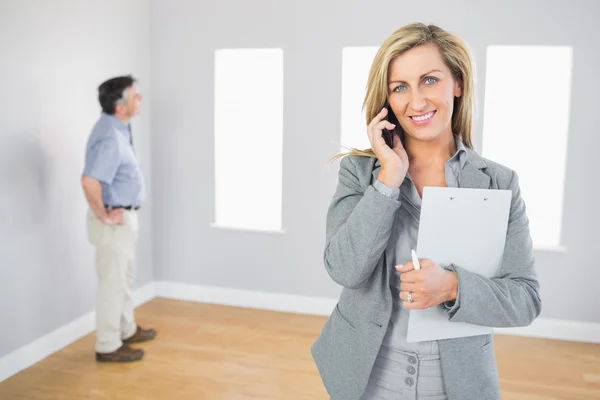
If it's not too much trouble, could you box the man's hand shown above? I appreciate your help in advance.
[396,258,459,310]
[101,209,125,225]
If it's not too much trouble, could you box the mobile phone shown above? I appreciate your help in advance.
[381,101,403,148]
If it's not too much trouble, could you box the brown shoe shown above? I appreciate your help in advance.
[96,344,144,363]
[122,326,157,344]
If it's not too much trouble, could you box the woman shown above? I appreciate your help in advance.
[311,23,541,400]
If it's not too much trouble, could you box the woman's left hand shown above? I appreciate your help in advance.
[396,259,459,310]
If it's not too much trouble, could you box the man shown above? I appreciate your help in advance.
[81,75,156,362]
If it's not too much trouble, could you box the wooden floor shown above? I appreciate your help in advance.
[1,299,599,400]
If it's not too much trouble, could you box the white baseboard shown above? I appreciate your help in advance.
[155,281,338,316]
[494,318,600,344]
[155,281,600,345]
[133,282,157,308]
[0,282,155,383]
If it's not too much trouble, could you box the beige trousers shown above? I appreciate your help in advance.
[86,209,139,353]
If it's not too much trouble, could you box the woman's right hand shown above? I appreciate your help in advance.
[367,107,409,188]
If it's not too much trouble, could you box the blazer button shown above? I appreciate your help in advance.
[407,366,416,375]
[408,356,417,365]
[405,377,414,387]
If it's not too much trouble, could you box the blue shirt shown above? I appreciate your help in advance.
[373,135,467,355]
[82,113,145,207]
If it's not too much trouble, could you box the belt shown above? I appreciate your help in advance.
[105,205,140,210]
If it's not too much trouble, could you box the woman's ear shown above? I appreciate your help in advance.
[454,79,462,98]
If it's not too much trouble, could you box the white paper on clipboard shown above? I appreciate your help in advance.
[406,186,512,342]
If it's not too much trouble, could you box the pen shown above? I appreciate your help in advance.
[411,249,421,270]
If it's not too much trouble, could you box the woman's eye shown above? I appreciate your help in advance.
[424,77,438,85]
[393,85,407,92]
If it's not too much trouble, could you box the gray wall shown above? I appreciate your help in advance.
[149,0,600,324]
[0,0,153,358]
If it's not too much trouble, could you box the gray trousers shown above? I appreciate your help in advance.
[359,346,447,400]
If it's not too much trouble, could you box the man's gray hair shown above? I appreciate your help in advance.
[116,87,129,106]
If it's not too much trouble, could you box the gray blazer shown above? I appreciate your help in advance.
[311,148,542,400]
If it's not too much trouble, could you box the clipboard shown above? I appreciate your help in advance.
[406,186,512,342]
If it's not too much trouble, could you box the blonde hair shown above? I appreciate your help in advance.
[335,23,475,160]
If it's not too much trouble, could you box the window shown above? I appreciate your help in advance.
[481,46,573,250]
[213,48,284,232]
[340,47,379,152]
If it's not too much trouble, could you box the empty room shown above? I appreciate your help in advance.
[1,0,599,399]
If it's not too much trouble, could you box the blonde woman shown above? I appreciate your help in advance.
[311,23,541,400]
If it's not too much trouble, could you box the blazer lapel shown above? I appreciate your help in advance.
[458,164,491,189]
[458,148,491,189]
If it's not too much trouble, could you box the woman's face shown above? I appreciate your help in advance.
[387,43,462,143]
